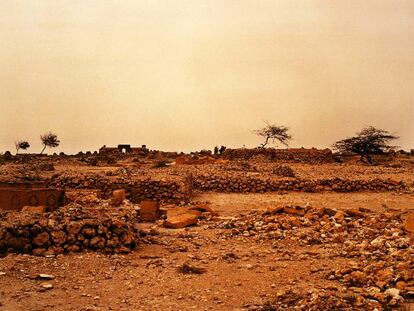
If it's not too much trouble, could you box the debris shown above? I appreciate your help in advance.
[40,282,53,290]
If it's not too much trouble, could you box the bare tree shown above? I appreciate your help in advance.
[254,122,292,148]
[14,140,30,155]
[219,145,226,155]
[213,146,219,155]
[40,132,60,154]
[333,126,398,164]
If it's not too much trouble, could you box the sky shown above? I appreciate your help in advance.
[0,0,413,154]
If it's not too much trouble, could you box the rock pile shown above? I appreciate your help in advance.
[0,205,140,256]
[253,288,373,310]
[213,206,414,310]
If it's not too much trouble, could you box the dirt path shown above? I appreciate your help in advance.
[196,192,414,216]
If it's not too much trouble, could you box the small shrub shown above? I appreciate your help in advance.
[3,151,12,161]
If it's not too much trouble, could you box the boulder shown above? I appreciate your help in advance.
[166,207,201,218]
[164,213,198,229]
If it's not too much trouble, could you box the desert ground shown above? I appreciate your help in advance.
[0,149,413,310]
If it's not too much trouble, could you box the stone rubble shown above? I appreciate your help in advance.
[209,205,414,310]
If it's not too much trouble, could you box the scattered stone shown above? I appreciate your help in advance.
[40,283,53,290]
[37,274,55,280]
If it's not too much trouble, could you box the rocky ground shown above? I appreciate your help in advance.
[0,191,413,311]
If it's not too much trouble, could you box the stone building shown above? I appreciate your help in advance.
[99,144,148,155]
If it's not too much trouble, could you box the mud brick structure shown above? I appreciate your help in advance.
[99,144,148,155]
[222,148,334,163]
[0,184,64,212]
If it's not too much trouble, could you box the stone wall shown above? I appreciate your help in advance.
[194,175,407,193]
[0,205,139,256]
[99,179,190,203]
[49,175,190,203]
[222,148,334,163]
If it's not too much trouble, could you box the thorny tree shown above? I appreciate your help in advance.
[254,122,292,148]
[333,126,398,164]
[14,141,30,154]
[40,132,60,154]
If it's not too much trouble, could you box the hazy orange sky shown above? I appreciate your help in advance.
[1,0,413,154]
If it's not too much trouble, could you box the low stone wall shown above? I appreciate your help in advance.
[49,175,190,203]
[99,179,191,203]
[194,175,407,193]
[222,148,334,163]
[0,205,140,256]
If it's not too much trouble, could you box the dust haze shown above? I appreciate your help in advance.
[1,0,413,153]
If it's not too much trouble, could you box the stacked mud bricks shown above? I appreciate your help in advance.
[0,183,64,212]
